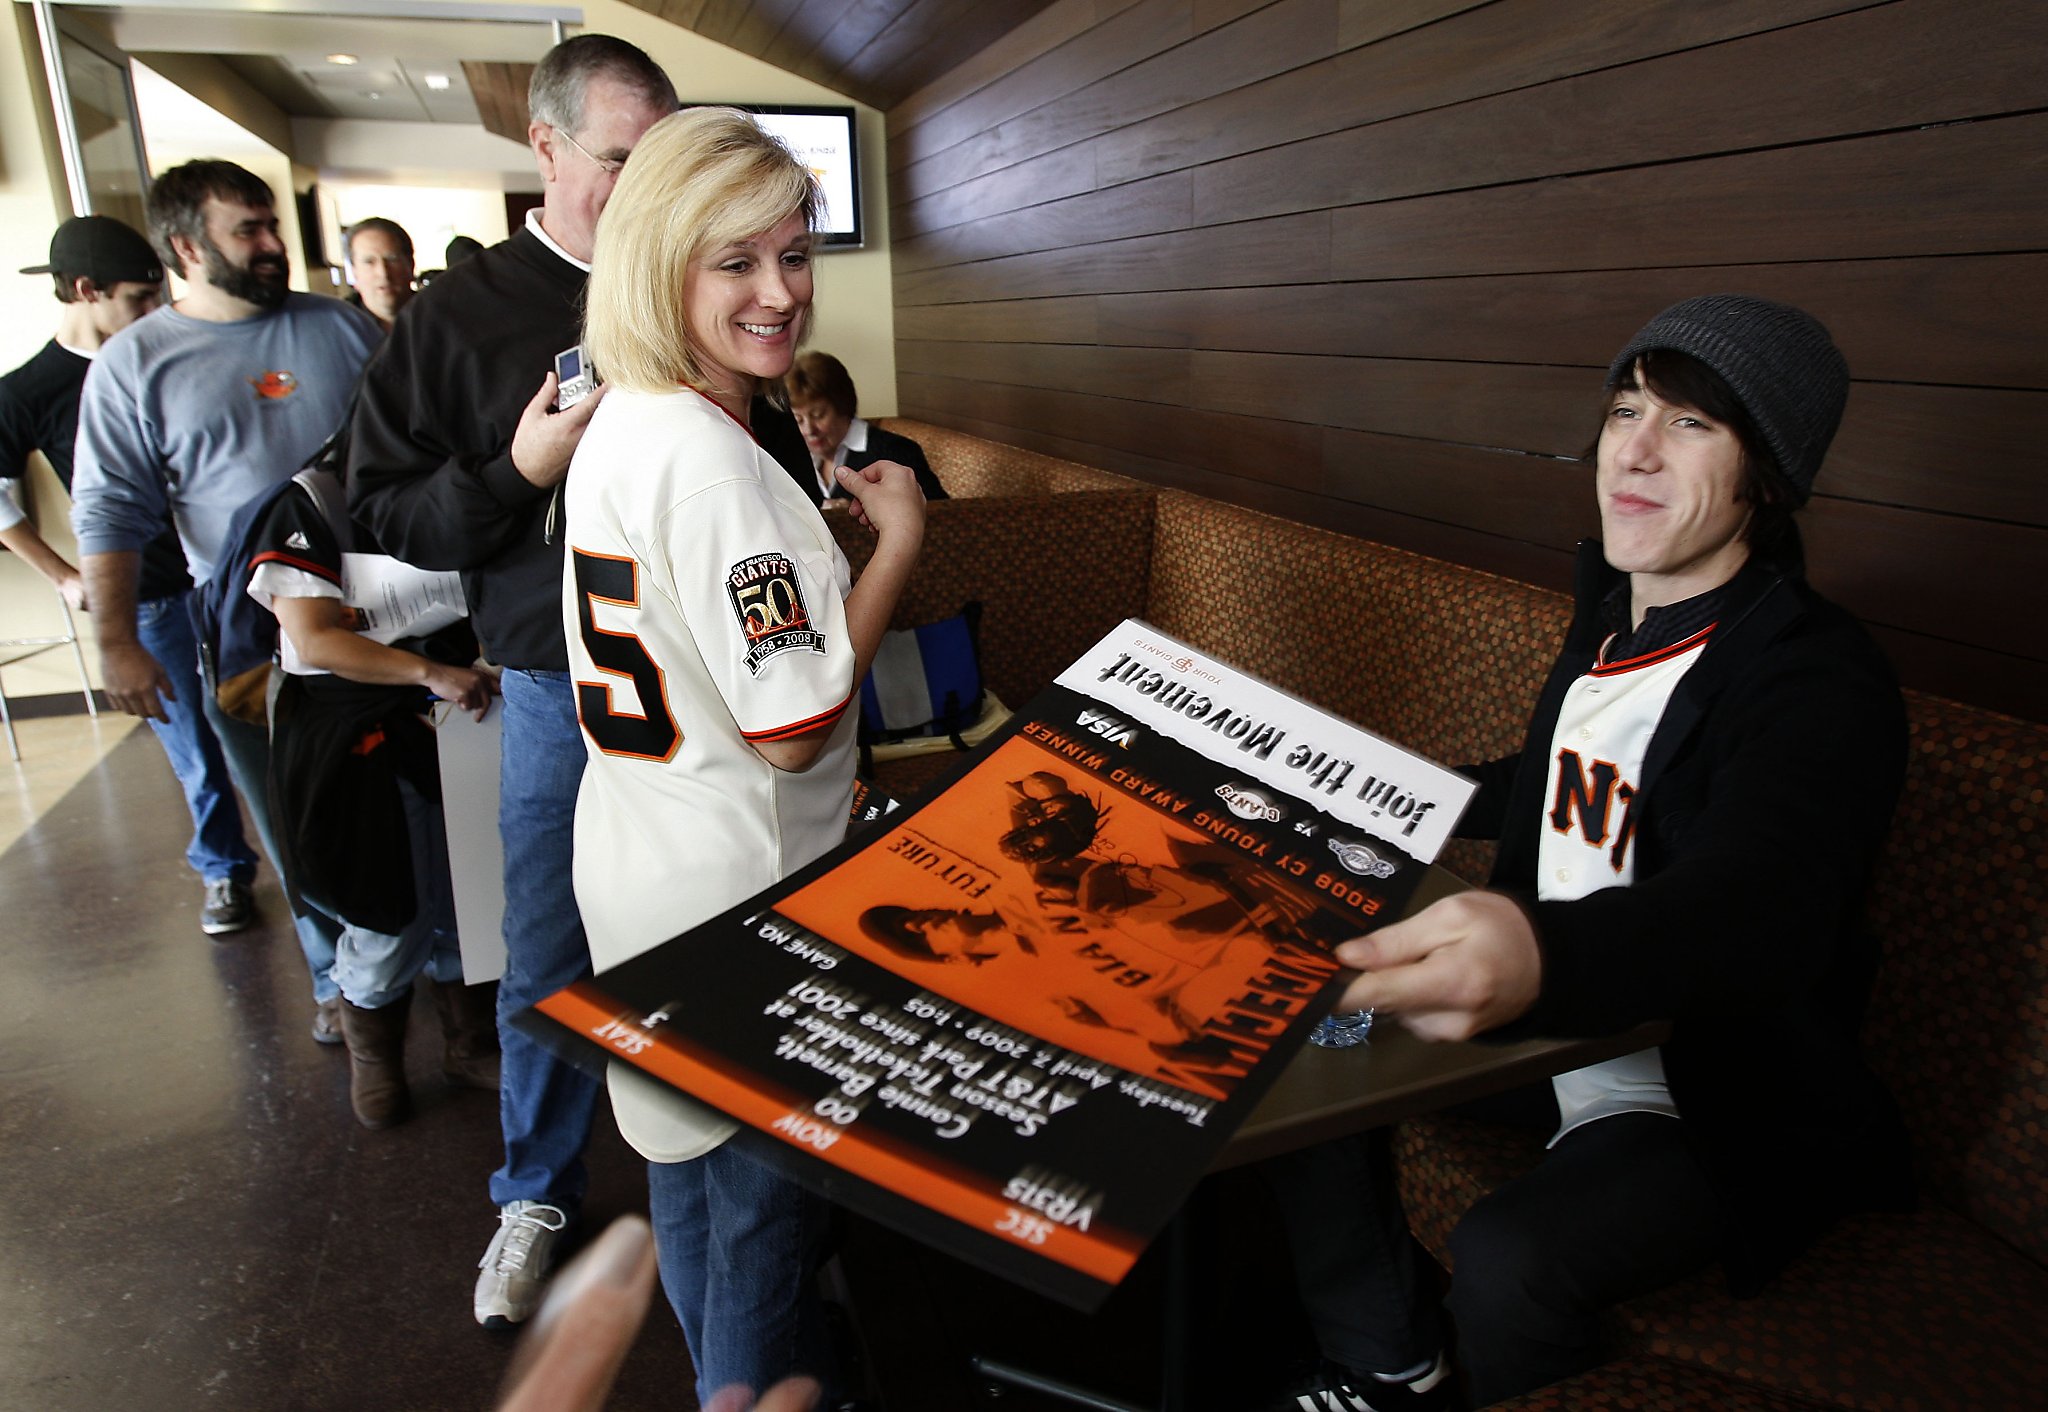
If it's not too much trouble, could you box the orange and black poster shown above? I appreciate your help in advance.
[525,620,1476,1309]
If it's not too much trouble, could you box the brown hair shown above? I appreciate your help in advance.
[786,350,857,419]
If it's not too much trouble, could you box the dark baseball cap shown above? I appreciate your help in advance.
[19,215,163,285]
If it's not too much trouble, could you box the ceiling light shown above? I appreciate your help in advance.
[424,72,450,90]
[326,53,358,65]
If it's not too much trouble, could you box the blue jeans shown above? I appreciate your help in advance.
[647,1145,837,1404]
[327,773,462,1008]
[200,684,342,1004]
[490,669,601,1211]
[134,592,257,885]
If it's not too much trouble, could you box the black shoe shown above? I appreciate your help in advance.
[1290,1352,1451,1411]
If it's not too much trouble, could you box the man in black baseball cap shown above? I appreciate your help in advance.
[20,213,164,289]
[2,214,262,938]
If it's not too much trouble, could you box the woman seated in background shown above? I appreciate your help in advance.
[565,107,927,1403]
[785,349,948,505]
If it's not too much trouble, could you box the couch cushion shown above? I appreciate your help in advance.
[1400,1116,2048,1412]
[1493,1355,1832,1411]
[828,490,1156,713]
[877,418,1136,497]
[1618,1209,2048,1412]
[1858,694,2048,1267]
[1393,1113,1547,1264]
[1145,493,1568,770]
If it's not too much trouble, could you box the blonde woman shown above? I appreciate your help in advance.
[565,107,925,1399]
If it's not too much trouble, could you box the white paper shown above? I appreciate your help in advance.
[433,701,506,984]
[1055,620,1476,860]
[342,552,467,645]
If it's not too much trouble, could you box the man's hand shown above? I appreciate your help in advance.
[1332,890,1542,1042]
[509,372,608,489]
[98,639,174,722]
[494,1215,658,1412]
[422,662,497,721]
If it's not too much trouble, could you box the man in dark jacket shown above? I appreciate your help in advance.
[346,34,812,1329]
[1272,296,1911,1411]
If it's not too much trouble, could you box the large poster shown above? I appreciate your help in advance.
[525,620,1474,1308]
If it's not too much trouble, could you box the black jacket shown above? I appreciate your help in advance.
[790,424,947,506]
[345,228,809,670]
[1471,542,1913,1289]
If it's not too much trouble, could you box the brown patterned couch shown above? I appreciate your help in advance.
[840,420,2048,1411]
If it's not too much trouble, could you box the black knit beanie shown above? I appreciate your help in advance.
[1606,294,1849,505]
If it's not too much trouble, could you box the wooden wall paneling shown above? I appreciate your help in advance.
[893,209,1331,306]
[1089,255,2048,385]
[892,0,1335,205]
[893,139,1100,241]
[1319,427,1596,548]
[801,0,916,67]
[890,171,1192,275]
[1876,630,2048,727]
[1330,112,2048,283]
[888,0,1195,173]
[897,116,2048,303]
[1802,499,2048,659]
[838,0,962,71]
[1191,0,1288,33]
[459,62,535,146]
[899,371,1324,489]
[887,0,1139,135]
[897,0,2043,275]
[895,338,1195,402]
[1089,252,2048,391]
[1190,352,1592,454]
[1828,386,2048,527]
[892,295,1101,344]
[760,0,863,71]
[886,293,2048,525]
[725,0,817,55]
[900,365,1598,549]
[905,399,1583,591]
[686,0,761,45]
[646,0,710,27]
[899,335,1598,517]
[1334,0,1491,50]
[1192,0,2048,229]
[844,0,1016,98]
[1092,0,1880,189]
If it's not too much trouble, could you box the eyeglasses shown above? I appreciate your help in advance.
[553,126,625,177]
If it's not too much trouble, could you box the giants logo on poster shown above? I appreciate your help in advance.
[727,552,825,674]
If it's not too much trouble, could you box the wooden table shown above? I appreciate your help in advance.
[974,865,1668,1410]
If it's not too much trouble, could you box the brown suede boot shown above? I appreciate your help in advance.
[338,992,413,1129]
[430,978,501,1091]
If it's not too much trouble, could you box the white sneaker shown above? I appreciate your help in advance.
[474,1201,568,1327]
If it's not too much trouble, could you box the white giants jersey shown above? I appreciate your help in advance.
[1539,625,1712,1144]
[563,387,859,1161]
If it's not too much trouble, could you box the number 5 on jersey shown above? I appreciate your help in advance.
[572,548,681,761]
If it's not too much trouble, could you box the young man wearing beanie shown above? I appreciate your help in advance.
[1,215,262,935]
[1268,296,1912,1410]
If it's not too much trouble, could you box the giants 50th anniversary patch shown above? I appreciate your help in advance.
[727,552,825,674]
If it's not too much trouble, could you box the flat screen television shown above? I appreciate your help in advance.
[744,104,864,249]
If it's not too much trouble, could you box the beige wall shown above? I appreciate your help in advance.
[574,0,898,416]
[0,0,898,705]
